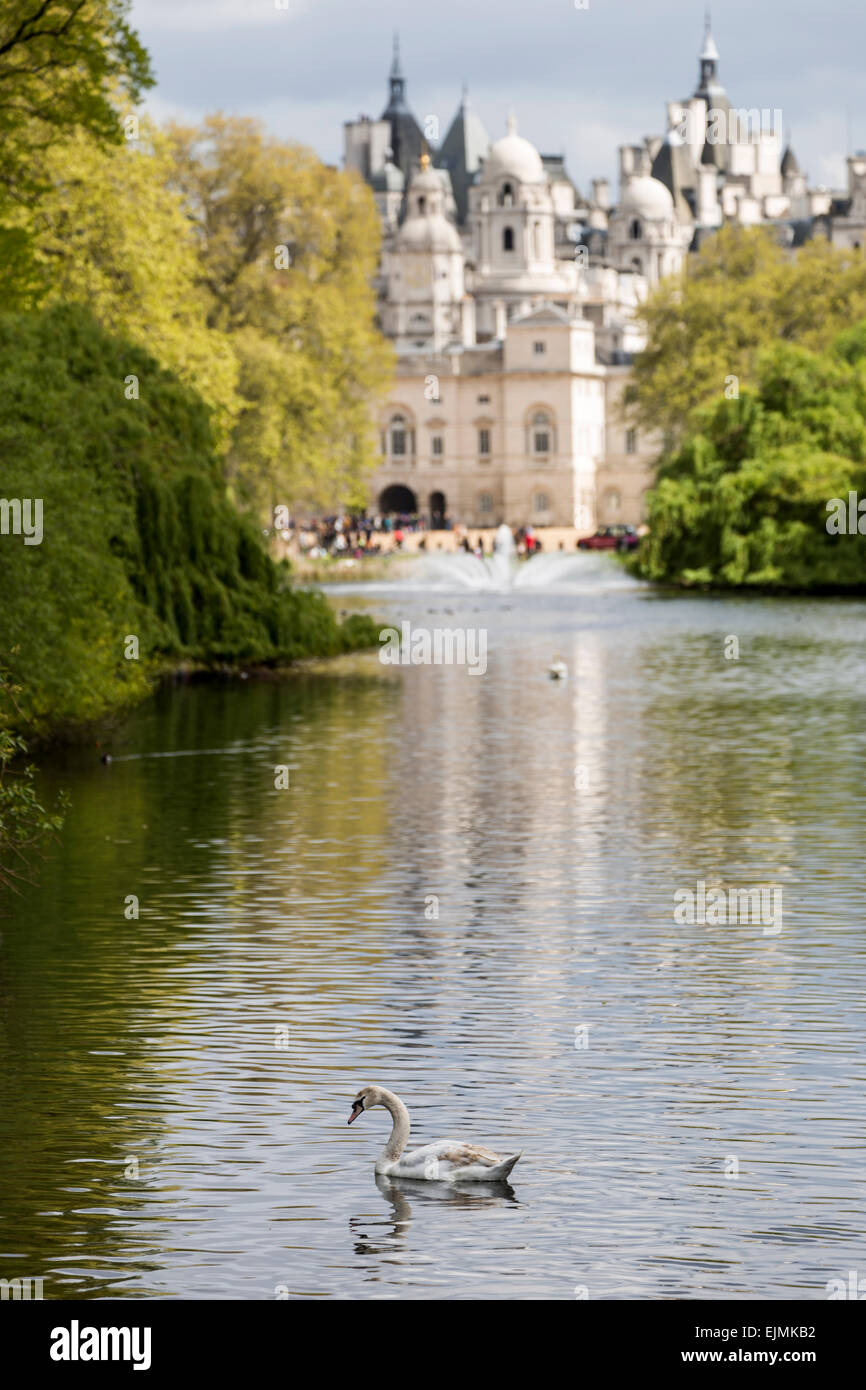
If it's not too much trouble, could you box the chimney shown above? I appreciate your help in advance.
[592,177,610,210]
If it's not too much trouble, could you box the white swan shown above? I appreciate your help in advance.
[548,655,567,680]
[348,1085,522,1183]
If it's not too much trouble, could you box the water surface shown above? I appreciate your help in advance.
[1,556,865,1299]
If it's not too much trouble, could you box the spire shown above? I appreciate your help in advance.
[781,135,800,179]
[506,112,518,137]
[387,32,406,109]
[390,31,402,80]
[700,9,720,63]
[695,9,726,104]
[438,87,491,224]
[380,33,424,179]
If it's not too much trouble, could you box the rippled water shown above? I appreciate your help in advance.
[1,556,865,1299]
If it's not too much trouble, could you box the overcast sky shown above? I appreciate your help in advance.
[131,0,866,193]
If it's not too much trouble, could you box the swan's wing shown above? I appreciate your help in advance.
[392,1139,505,1179]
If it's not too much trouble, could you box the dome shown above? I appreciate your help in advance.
[619,175,675,220]
[395,213,462,254]
[481,115,544,185]
[411,165,443,194]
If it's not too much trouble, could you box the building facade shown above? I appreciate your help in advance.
[343,23,862,530]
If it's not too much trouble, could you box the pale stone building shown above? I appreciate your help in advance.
[343,21,860,530]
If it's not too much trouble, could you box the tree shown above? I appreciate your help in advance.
[10,123,239,440]
[0,0,152,199]
[164,115,394,516]
[628,226,866,442]
[0,302,377,739]
[0,1,152,293]
[632,331,866,591]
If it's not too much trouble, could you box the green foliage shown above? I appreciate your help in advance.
[164,115,394,515]
[0,715,68,894]
[0,303,378,738]
[628,226,866,442]
[0,1,153,283]
[632,333,866,591]
[8,123,240,443]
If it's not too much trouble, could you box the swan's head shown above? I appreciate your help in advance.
[348,1084,381,1125]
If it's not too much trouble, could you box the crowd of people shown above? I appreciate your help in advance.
[273,514,556,560]
[276,511,441,559]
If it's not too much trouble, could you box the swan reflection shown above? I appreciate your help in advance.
[349,1172,519,1259]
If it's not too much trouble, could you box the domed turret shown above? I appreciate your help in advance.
[481,115,545,185]
[395,155,463,253]
[611,170,691,287]
[619,175,675,220]
[384,155,465,348]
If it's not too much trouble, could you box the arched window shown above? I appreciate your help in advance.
[533,221,542,257]
[530,410,553,456]
[499,182,514,207]
[390,416,407,456]
[418,195,426,214]
[629,218,642,240]
[388,414,415,458]
[503,226,515,251]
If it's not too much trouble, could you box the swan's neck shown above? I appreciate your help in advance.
[378,1089,411,1163]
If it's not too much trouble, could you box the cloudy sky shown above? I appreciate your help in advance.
[131,0,865,193]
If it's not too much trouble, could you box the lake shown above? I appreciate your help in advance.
[1,553,865,1300]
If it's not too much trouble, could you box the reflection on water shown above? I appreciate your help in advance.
[1,558,865,1299]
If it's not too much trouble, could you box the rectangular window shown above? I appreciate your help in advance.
[533,341,546,355]
[477,394,490,404]
[392,429,406,456]
[534,430,550,454]
[431,435,443,457]
[626,428,637,455]
[479,428,491,456]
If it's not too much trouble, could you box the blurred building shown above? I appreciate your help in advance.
[343,22,858,530]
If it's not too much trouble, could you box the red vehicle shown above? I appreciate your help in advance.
[577,525,640,553]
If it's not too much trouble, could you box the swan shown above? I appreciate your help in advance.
[347,1085,521,1183]
[548,655,567,680]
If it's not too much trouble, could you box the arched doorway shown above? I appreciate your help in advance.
[429,491,447,529]
[378,484,417,517]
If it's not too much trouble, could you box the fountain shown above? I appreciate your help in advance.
[419,523,637,595]
[489,523,516,590]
